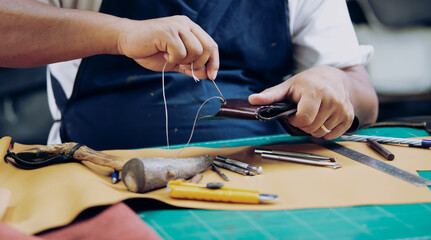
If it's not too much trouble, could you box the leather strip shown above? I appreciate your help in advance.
[4,143,84,170]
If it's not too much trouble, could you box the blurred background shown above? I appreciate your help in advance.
[1,0,431,144]
[347,0,431,119]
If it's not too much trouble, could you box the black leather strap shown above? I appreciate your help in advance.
[4,143,84,170]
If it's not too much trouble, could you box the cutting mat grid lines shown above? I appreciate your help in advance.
[142,202,431,240]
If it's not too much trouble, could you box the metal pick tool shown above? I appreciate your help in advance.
[213,160,256,176]
[211,163,230,181]
[255,148,337,162]
[215,156,263,174]
[260,153,342,169]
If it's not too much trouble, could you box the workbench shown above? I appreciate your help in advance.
[137,127,431,239]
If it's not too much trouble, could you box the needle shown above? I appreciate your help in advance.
[196,63,225,100]
[211,79,225,100]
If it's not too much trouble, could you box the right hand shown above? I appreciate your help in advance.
[116,15,219,80]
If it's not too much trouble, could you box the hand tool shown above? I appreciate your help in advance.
[5,142,129,170]
[111,170,119,184]
[121,155,213,193]
[213,160,255,176]
[366,138,395,160]
[260,153,342,169]
[341,134,431,148]
[215,155,262,174]
[167,180,278,204]
[3,139,214,193]
[255,148,337,162]
[211,163,229,181]
[310,137,431,187]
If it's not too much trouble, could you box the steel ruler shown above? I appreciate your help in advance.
[310,138,431,187]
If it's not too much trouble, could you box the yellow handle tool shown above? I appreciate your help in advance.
[167,180,278,204]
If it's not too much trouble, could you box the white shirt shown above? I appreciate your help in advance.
[43,0,374,144]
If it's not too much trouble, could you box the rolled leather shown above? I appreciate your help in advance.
[200,98,297,121]
[200,98,359,136]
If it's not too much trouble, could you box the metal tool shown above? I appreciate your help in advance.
[215,155,262,174]
[211,163,230,181]
[211,79,225,100]
[213,160,256,176]
[341,134,431,148]
[366,138,395,160]
[167,180,278,204]
[310,138,431,187]
[260,153,341,169]
[255,148,337,162]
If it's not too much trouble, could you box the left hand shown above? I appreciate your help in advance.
[248,66,355,139]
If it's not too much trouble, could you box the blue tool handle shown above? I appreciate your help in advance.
[421,140,431,148]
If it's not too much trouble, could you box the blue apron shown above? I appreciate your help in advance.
[53,0,294,150]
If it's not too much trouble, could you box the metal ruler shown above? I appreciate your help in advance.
[310,138,431,187]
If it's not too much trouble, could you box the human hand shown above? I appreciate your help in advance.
[116,16,219,80]
[248,66,355,139]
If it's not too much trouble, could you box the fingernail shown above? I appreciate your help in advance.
[212,70,218,80]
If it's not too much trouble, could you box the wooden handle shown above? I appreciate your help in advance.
[13,143,128,170]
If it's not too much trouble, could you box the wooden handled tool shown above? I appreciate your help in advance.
[5,142,129,170]
[121,155,213,193]
[5,142,214,193]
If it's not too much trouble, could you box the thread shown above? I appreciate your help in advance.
[191,62,224,100]
[211,79,225,100]
[161,61,225,157]
[190,62,200,83]
[174,96,223,158]
[162,61,169,149]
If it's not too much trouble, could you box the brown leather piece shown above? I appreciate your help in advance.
[2,139,431,234]
[200,98,297,121]
[200,98,360,135]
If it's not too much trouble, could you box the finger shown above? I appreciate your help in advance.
[324,114,354,139]
[205,44,219,80]
[309,115,339,138]
[190,27,219,80]
[289,92,321,129]
[165,34,188,64]
[135,53,178,72]
[180,64,208,79]
[248,82,289,105]
[300,100,334,134]
[178,30,204,64]
[323,119,352,140]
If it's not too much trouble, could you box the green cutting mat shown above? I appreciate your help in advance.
[141,202,431,239]
[139,127,431,239]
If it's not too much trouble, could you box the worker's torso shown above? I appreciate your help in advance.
[53,0,294,150]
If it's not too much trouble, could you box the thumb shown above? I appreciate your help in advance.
[248,83,289,105]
